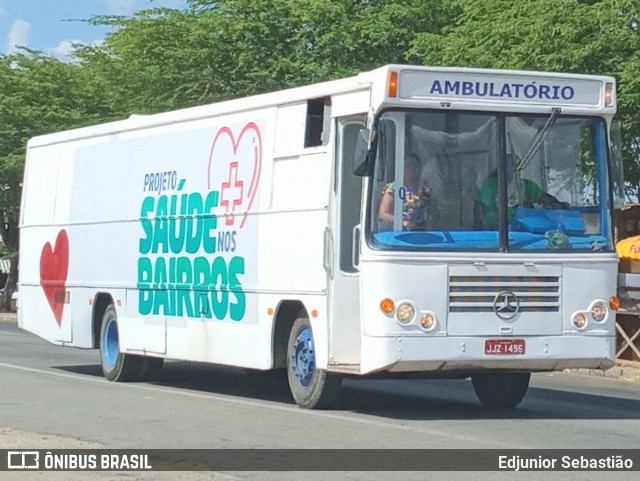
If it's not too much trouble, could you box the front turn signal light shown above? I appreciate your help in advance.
[609,296,619,311]
[380,298,395,314]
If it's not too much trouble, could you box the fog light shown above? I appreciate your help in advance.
[590,302,607,322]
[396,303,415,324]
[420,313,436,331]
[572,312,587,329]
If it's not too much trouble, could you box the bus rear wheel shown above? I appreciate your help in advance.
[471,372,530,409]
[99,305,163,382]
[286,317,341,409]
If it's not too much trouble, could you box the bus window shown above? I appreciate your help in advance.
[370,111,499,250]
[339,120,365,273]
[506,117,610,251]
[305,97,331,147]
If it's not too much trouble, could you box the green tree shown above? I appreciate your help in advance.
[79,0,458,113]
[410,0,640,200]
[0,52,116,311]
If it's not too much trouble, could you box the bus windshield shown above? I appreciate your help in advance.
[368,110,612,252]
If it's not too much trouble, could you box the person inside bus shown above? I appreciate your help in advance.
[378,154,437,231]
[473,157,564,230]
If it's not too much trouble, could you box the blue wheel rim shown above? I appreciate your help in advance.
[291,326,316,388]
[103,317,119,368]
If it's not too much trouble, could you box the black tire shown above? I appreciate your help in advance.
[99,305,143,382]
[287,317,341,409]
[471,372,531,409]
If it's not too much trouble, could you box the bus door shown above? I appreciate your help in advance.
[326,117,366,368]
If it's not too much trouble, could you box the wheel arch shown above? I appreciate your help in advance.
[92,292,114,348]
[272,300,308,369]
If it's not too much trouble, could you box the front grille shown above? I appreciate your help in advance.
[449,275,560,313]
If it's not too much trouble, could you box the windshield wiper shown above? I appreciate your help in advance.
[516,108,561,171]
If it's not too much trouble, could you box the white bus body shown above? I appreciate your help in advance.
[19,65,619,408]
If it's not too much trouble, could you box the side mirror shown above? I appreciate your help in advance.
[353,128,372,176]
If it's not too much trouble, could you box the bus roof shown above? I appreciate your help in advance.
[27,64,616,148]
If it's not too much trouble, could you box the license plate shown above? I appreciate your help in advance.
[484,339,525,355]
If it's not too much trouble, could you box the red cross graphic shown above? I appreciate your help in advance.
[220,162,244,226]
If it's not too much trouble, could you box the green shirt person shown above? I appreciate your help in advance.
[473,174,543,230]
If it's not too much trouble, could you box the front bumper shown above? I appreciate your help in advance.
[355,334,615,375]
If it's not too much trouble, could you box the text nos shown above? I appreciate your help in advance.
[138,255,245,321]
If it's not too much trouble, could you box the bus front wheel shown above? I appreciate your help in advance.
[286,317,341,409]
[471,372,530,409]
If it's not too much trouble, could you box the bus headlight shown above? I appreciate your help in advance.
[396,303,415,324]
[590,301,607,323]
[572,312,588,329]
[420,313,436,331]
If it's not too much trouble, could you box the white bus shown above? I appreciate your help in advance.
[19,64,623,409]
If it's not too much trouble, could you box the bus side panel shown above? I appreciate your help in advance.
[20,105,332,369]
[19,141,77,345]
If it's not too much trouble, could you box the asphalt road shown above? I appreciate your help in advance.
[1,321,639,480]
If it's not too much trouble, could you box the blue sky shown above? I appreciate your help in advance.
[0,0,187,60]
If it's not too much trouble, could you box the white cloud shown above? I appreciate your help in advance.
[45,39,81,63]
[104,0,137,16]
[6,19,30,54]
[44,39,104,63]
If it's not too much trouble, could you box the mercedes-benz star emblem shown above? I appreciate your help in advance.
[493,291,520,320]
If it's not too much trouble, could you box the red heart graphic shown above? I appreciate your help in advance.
[207,122,262,229]
[40,230,69,327]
